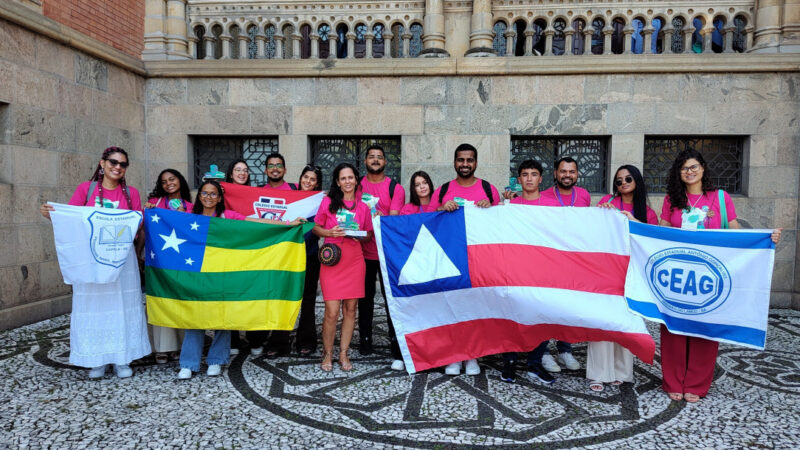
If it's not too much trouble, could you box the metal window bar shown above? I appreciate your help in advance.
[510,137,609,193]
[643,137,744,194]
[409,23,423,57]
[310,137,402,184]
[492,22,507,56]
[192,136,279,188]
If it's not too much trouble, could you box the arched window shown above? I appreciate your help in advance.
[572,19,585,55]
[282,24,295,58]
[611,18,625,54]
[532,19,546,55]
[390,23,404,57]
[300,24,312,59]
[671,17,685,53]
[265,25,277,58]
[318,24,331,58]
[247,25,258,59]
[493,21,508,56]
[514,20,527,56]
[336,24,349,58]
[652,18,664,54]
[211,24,223,59]
[631,18,644,54]
[194,26,205,59]
[229,25,241,59]
[591,18,605,54]
[552,19,566,55]
[354,23,368,58]
[712,17,725,53]
[409,23,423,57]
[691,17,703,53]
[373,24,385,57]
[733,15,747,53]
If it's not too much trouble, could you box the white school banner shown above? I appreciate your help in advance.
[624,221,775,349]
[49,202,142,284]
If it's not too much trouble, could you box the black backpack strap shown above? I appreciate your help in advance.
[289,182,298,190]
[388,178,397,201]
[438,181,451,204]
[481,179,494,204]
[85,181,97,206]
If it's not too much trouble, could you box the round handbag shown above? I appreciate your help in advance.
[318,243,342,266]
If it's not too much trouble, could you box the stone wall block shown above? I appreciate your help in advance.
[124,161,145,193]
[11,107,76,151]
[770,292,792,308]
[747,166,800,197]
[775,230,796,262]
[424,105,469,135]
[584,75,632,103]
[609,134,645,174]
[469,105,514,134]
[157,105,250,135]
[356,78,402,105]
[606,103,655,134]
[651,103,706,134]
[490,77,536,105]
[293,105,422,135]
[74,54,108,91]
[736,197,779,228]
[75,120,110,155]
[680,74,731,104]
[15,67,59,112]
[228,79,271,105]
[277,135,308,183]
[781,73,799,101]
[404,134,449,164]
[187,79,230,106]
[0,263,40,307]
[535,76,584,105]
[7,145,59,186]
[728,74,782,103]
[378,105,424,135]
[748,135,778,167]
[108,64,144,103]
[0,62,15,103]
[763,102,799,135]
[314,78,357,105]
[250,106,292,134]
[466,77,492,106]
[17,224,47,264]
[270,79,315,106]
[705,103,763,135]
[0,226,18,267]
[514,104,607,135]
[147,134,189,163]
[38,260,69,299]
[92,91,145,132]
[777,135,800,166]
[13,185,60,224]
[774,198,798,229]
[400,77,448,105]
[109,128,145,162]
[56,80,93,120]
[58,152,97,190]
[0,18,37,67]
[444,77,469,105]
[35,37,75,81]
[146,79,187,105]
[401,163,457,190]
[632,74,684,103]
[771,260,795,291]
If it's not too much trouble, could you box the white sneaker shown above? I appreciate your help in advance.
[113,364,133,378]
[250,346,263,356]
[207,364,222,376]
[229,348,239,356]
[88,365,108,379]
[541,354,561,373]
[444,361,462,375]
[177,368,192,379]
[464,358,480,375]
[390,360,405,371]
[557,352,581,370]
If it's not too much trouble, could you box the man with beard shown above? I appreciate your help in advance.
[261,152,297,191]
[429,143,501,376]
[358,145,406,370]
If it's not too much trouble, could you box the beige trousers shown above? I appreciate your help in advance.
[586,341,634,383]
[148,324,184,353]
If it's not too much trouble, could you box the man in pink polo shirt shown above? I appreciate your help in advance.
[358,145,406,370]
[260,152,297,190]
[430,143,501,376]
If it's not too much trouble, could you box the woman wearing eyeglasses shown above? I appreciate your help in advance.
[659,149,781,402]
[587,165,657,392]
[39,147,151,379]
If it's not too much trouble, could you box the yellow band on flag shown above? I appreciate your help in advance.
[200,241,306,273]
[146,295,301,331]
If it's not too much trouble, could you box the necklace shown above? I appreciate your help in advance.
[686,191,704,210]
[341,198,357,211]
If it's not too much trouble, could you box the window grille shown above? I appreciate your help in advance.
[510,137,609,193]
[247,25,258,59]
[644,136,745,194]
[310,137,402,184]
[733,16,747,53]
[591,18,605,54]
[373,24,385,57]
[192,136,279,188]
[493,22,507,56]
[671,17,685,53]
[552,19,566,55]
[318,24,331,58]
[265,25,277,59]
[409,23,423,57]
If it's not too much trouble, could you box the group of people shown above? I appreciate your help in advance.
[39,142,781,404]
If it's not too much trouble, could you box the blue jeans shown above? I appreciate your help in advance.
[522,340,572,365]
[180,330,231,371]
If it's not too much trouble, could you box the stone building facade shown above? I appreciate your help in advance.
[0,0,799,330]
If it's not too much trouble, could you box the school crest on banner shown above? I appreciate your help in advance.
[88,210,139,268]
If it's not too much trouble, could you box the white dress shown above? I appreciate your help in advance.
[69,250,151,367]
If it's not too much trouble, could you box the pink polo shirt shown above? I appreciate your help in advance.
[509,194,560,206]
[660,191,737,230]
[314,196,373,246]
[428,178,501,210]
[598,194,658,225]
[69,181,142,211]
[539,186,591,208]
[399,202,437,215]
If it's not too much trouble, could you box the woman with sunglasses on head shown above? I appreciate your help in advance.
[399,171,437,215]
[586,165,658,392]
[312,163,373,372]
[39,147,151,379]
[658,149,781,403]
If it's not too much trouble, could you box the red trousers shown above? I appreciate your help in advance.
[660,325,719,397]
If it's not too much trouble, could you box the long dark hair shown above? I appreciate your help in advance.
[327,162,360,214]
[409,171,434,207]
[299,165,323,191]
[612,165,649,223]
[90,146,133,209]
[665,149,714,211]
[225,159,251,186]
[147,169,192,203]
[192,180,226,217]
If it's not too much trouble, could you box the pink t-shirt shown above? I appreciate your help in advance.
[147,196,193,212]
[314,196,373,246]
[360,176,405,259]
[69,181,142,211]
[220,210,247,221]
[660,190,737,230]
[399,202,437,215]
[509,194,560,206]
[429,178,501,210]
[598,194,658,225]
[263,181,294,191]
[538,186,592,208]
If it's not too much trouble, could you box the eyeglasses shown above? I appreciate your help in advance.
[105,158,129,168]
[680,164,702,173]
[232,168,248,173]
[366,155,385,161]
[614,176,634,186]
[199,192,219,198]
[267,163,284,169]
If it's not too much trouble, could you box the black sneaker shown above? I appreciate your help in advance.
[526,363,555,384]
[500,363,516,383]
[359,338,374,356]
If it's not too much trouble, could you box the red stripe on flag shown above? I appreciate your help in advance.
[405,319,655,372]
[467,244,629,295]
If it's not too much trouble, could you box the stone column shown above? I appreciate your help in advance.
[752,0,784,52]
[524,27,534,56]
[187,35,198,59]
[642,24,654,54]
[701,25,714,53]
[543,26,555,56]
[623,24,634,54]
[203,35,215,59]
[421,0,449,56]
[220,33,233,59]
[255,32,267,58]
[663,23,674,53]
[784,0,800,52]
[164,0,190,59]
[365,32,374,58]
[583,26,594,55]
[237,33,249,59]
[723,24,736,52]
[564,28,575,55]
[275,33,285,58]
[346,31,356,58]
[291,33,302,59]
[143,0,167,60]
[504,30,515,56]
[310,34,320,59]
[746,25,755,50]
[401,32,412,57]
[328,32,338,59]
[383,31,394,58]
[682,24,694,53]
[603,24,614,55]
[466,0,496,56]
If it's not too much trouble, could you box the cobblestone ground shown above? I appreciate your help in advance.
[1,299,798,449]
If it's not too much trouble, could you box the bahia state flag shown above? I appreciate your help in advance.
[625,222,776,349]
[144,208,314,330]
[221,181,324,221]
[375,205,656,373]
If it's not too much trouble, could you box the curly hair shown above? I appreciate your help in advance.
[146,169,192,204]
[327,163,360,214]
[665,149,714,211]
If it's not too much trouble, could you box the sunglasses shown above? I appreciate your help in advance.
[614,176,634,186]
[105,158,129,168]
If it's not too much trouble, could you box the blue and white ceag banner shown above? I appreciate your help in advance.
[624,222,776,349]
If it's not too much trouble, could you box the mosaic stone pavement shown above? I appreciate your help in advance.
[1,300,798,449]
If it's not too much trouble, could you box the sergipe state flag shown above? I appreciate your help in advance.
[144,208,314,330]
[221,182,324,221]
[375,205,656,374]
[625,222,775,349]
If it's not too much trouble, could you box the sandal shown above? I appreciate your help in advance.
[299,348,314,357]
[320,350,333,372]
[168,351,180,361]
[339,349,353,372]
[683,393,701,403]
[611,380,623,386]
[155,353,168,364]
[589,381,604,392]
[668,392,683,401]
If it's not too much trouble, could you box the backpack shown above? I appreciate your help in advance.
[438,179,494,205]
[288,182,298,190]
[85,181,131,207]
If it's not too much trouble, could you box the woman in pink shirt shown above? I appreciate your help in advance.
[400,171,437,215]
[658,149,781,403]
[145,169,193,213]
